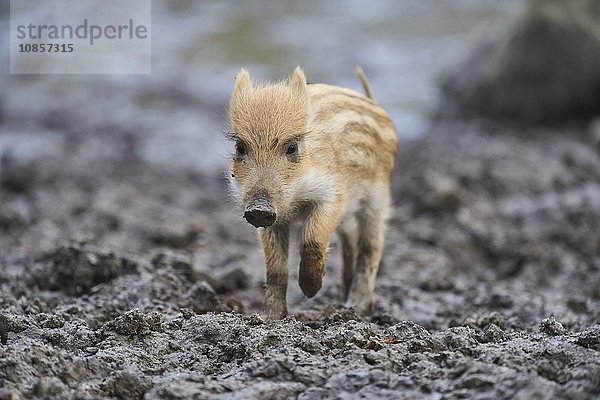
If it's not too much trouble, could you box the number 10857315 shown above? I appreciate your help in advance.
[18,43,73,52]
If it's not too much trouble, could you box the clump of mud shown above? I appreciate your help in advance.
[30,244,140,295]
[1,122,600,398]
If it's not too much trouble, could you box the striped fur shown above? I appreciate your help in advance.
[228,66,398,321]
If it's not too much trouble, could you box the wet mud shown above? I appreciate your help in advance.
[1,119,600,399]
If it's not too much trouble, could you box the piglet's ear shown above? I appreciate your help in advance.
[290,66,307,96]
[233,68,252,95]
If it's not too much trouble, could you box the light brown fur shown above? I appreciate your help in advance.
[228,67,398,321]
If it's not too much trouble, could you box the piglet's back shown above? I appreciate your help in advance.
[307,84,398,178]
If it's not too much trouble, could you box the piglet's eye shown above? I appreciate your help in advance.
[235,141,247,157]
[286,143,298,155]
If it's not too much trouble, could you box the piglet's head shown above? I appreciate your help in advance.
[228,67,312,228]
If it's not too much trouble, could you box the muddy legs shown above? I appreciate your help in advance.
[344,193,388,314]
[261,224,290,322]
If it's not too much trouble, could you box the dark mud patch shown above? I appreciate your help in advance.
[30,243,140,296]
[1,122,600,398]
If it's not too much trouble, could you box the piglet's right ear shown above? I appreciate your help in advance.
[290,66,307,96]
[234,68,252,94]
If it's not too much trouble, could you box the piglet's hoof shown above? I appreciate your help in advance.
[299,267,323,298]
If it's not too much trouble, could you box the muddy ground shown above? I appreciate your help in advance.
[1,116,600,399]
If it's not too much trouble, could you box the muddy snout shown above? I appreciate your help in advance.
[244,195,276,228]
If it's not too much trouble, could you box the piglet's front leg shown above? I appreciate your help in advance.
[261,225,290,322]
[299,203,342,298]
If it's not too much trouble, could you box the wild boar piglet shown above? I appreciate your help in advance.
[228,66,398,321]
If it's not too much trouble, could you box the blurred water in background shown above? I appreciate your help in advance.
[0,0,525,174]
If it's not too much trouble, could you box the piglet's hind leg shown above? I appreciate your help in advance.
[346,191,388,314]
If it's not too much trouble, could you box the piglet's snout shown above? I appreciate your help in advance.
[244,195,276,228]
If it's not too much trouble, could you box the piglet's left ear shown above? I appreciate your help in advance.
[290,66,307,95]
[234,68,253,95]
